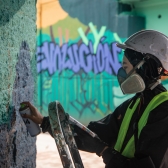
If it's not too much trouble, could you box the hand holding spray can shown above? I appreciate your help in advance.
[19,103,41,137]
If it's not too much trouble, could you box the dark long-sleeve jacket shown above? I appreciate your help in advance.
[87,84,168,168]
[41,84,168,168]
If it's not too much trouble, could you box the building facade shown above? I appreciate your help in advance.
[36,0,168,125]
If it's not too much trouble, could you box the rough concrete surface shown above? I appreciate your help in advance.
[36,133,105,168]
[0,0,37,167]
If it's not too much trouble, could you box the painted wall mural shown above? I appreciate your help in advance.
[37,24,121,76]
[36,0,168,125]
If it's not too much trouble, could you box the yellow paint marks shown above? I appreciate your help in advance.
[36,0,68,29]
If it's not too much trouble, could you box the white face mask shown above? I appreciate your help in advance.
[117,59,146,94]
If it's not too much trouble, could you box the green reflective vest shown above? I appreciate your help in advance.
[114,92,168,158]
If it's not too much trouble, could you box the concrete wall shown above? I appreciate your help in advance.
[0,0,37,167]
[119,0,168,35]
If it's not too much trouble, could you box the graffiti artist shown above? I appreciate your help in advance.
[22,30,168,168]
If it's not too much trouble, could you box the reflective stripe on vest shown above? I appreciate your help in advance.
[114,92,168,158]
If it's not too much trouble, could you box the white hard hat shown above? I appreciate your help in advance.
[116,30,168,71]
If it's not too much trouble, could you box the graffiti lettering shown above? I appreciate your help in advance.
[37,40,122,75]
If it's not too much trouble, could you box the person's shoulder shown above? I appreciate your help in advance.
[155,85,168,103]
[114,95,135,113]
[155,84,167,93]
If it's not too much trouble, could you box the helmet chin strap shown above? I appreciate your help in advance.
[149,79,161,90]
[126,59,146,78]
[147,70,162,90]
[146,55,163,90]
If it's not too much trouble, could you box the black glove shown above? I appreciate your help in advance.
[73,125,108,156]
[129,156,155,168]
[102,148,129,168]
[40,116,54,137]
[102,147,155,168]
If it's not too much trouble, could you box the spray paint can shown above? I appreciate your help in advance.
[19,104,41,137]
